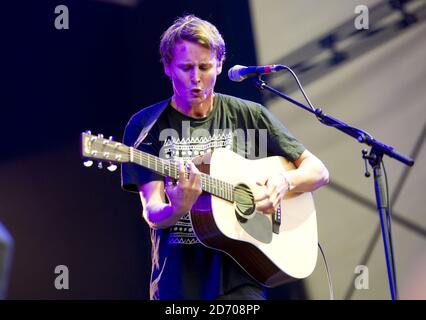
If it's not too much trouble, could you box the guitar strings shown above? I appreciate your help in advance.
[135,151,255,201]
[134,151,257,203]
[134,150,256,203]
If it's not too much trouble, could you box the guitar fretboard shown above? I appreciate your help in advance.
[131,148,234,202]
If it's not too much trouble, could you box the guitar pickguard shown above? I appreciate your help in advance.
[233,183,272,244]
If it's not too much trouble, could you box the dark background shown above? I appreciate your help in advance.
[0,0,305,299]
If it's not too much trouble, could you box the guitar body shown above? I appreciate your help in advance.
[190,148,318,288]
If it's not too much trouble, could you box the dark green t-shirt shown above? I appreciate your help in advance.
[121,93,305,299]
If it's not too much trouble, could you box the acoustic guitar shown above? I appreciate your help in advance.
[81,132,318,287]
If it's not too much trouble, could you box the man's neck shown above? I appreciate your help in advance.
[171,94,215,119]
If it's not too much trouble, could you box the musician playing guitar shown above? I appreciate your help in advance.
[121,15,329,300]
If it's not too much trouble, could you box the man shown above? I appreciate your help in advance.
[121,15,329,300]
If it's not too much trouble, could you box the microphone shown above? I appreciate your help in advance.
[228,64,285,82]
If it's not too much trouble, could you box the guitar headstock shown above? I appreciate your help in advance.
[80,131,130,171]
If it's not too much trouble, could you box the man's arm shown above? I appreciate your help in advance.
[139,162,202,229]
[284,149,330,193]
[139,181,174,229]
[256,149,329,214]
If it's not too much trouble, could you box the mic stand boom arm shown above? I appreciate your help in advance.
[252,77,414,300]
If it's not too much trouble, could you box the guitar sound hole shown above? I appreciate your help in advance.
[233,184,255,220]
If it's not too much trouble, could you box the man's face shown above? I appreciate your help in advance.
[164,40,223,108]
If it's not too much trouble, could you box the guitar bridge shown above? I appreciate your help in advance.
[273,203,281,234]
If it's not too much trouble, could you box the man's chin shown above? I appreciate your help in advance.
[188,95,206,103]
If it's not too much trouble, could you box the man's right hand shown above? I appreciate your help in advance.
[165,161,203,217]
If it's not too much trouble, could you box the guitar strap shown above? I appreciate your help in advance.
[133,98,170,149]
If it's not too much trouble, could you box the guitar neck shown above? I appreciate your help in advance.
[130,147,234,202]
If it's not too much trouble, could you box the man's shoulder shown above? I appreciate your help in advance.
[127,98,170,127]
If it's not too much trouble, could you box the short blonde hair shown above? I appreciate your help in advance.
[160,15,226,65]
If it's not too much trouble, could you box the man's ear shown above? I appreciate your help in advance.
[216,60,223,75]
[164,63,171,78]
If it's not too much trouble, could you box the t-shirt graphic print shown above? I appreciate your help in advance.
[162,130,233,245]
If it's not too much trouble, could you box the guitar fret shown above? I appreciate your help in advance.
[132,148,233,202]
[221,180,225,199]
[211,177,215,195]
[206,176,212,195]
[158,159,162,174]
[206,176,210,193]
[203,176,208,193]
[226,184,230,201]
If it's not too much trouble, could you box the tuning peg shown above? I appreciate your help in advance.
[109,136,114,141]
[107,163,118,172]
[85,130,92,135]
[97,161,103,169]
[83,159,93,167]
[98,134,104,139]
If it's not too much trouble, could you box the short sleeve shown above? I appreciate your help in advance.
[257,106,305,162]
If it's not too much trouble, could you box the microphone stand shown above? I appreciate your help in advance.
[252,77,414,300]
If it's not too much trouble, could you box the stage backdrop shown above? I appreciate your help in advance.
[250,0,426,299]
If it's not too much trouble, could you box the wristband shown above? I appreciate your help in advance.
[280,172,294,192]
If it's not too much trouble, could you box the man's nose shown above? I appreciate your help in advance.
[190,67,201,83]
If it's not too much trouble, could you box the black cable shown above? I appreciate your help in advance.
[318,242,335,300]
[281,65,316,111]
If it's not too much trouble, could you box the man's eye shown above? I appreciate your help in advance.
[200,65,211,71]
